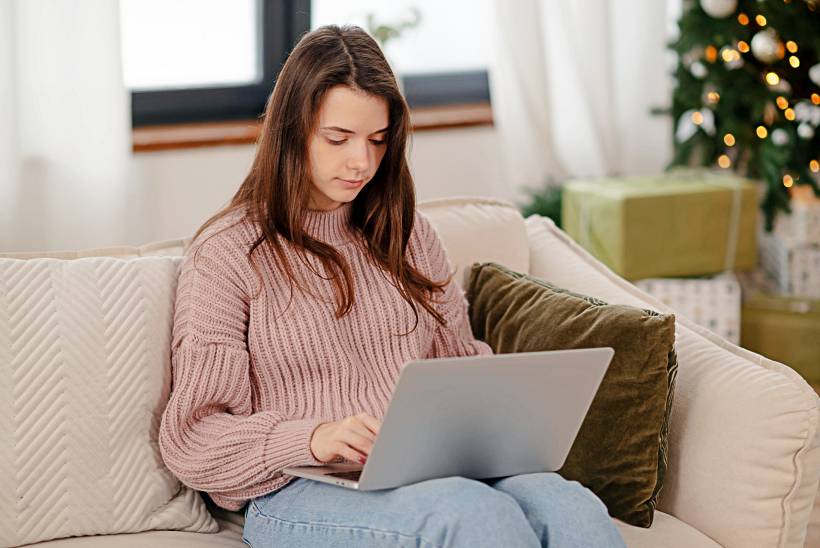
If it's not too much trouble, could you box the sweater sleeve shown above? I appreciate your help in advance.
[158,228,324,511]
[412,212,493,359]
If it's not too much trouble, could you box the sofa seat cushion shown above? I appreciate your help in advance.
[29,508,719,548]
[615,512,721,548]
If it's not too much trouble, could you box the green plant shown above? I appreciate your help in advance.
[519,183,564,227]
[365,7,422,49]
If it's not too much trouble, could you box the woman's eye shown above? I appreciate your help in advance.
[369,139,386,145]
[327,138,346,145]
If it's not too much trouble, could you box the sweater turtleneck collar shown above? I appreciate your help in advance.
[302,202,356,244]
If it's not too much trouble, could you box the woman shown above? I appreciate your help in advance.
[158,25,625,548]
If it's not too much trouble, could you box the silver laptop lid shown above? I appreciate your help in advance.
[357,347,614,490]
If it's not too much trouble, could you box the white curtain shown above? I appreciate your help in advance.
[0,0,133,253]
[489,0,681,198]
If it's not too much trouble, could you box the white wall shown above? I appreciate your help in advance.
[128,125,509,247]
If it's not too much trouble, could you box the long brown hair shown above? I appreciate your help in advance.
[191,25,449,332]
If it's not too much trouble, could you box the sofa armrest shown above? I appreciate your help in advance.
[524,215,820,548]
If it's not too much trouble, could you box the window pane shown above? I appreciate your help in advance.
[120,0,260,91]
[311,0,491,76]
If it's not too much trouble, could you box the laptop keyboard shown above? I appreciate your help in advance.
[326,470,362,481]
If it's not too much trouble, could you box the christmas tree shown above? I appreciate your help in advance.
[664,0,820,230]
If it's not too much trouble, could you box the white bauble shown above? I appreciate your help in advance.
[771,128,789,146]
[700,0,737,18]
[770,78,792,94]
[690,61,708,79]
[798,123,815,140]
[700,108,716,136]
[794,101,820,126]
[751,29,784,64]
[810,63,820,87]
[676,110,698,142]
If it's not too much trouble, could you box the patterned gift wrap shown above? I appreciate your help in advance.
[759,223,820,299]
[635,272,741,344]
[790,185,820,245]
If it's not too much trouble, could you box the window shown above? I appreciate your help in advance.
[123,0,309,126]
[311,0,492,107]
[122,0,490,127]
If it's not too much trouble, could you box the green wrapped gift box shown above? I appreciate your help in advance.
[562,171,759,280]
[738,271,820,384]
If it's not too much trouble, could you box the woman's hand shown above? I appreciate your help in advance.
[309,413,382,464]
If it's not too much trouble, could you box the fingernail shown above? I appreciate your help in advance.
[359,456,367,464]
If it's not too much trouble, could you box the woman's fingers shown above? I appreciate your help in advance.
[339,427,375,456]
[357,413,382,436]
[335,441,367,463]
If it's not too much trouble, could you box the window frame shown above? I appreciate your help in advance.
[129,0,489,127]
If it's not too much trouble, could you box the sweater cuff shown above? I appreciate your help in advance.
[263,418,326,474]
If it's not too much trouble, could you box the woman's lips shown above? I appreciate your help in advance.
[339,178,365,188]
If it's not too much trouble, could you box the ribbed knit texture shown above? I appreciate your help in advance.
[158,203,492,511]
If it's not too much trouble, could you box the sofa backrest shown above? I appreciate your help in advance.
[0,197,531,289]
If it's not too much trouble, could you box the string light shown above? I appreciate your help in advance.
[765,72,780,85]
[706,91,720,104]
[783,174,794,188]
[785,108,796,121]
[776,96,789,109]
[724,133,736,146]
[786,41,798,53]
[757,126,769,138]
[755,14,767,26]
[705,45,718,63]
[789,56,800,68]
[721,48,741,62]
[737,40,750,53]
[810,160,819,173]
[813,93,820,105]
[718,155,732,168]
[737,13,750,25]
[691,111,704,125]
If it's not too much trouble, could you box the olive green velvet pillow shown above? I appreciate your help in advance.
[466,262,677,528]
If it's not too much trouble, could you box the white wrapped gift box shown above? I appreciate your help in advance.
[759,222,820,299]
[790,185,820,245]
[635,272,741,344]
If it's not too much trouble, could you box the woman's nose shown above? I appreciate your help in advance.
[347,140,370,173]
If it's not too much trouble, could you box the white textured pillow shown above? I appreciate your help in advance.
[0,256,218,547]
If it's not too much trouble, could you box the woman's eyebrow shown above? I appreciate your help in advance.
[320,126,390,135]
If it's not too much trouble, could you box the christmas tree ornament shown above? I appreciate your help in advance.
[764,102,778,125]
[690,61,708,78]
[751,29,785,63]
[809,63,820,86]
[720,46,745,69]
[676,110,699,142]
[794,101,820,126]
[798,123,815,139]
[700,0,738,18]
[682,48,703,67]
[700,108,716,135]
[703,85,721,105]
[770,78,792,94]
[771,128,790,146]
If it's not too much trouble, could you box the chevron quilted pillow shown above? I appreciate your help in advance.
[0,256,218,547]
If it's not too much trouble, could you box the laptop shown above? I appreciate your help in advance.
[283,347,614,490]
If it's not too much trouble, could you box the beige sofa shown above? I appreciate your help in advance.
[4,197,819,547]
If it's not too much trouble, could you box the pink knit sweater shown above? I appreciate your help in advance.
[158,202,492,511]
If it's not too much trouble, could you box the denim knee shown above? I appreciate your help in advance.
[490,473,624,547]
[426,477,540,547]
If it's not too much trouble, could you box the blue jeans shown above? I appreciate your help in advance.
[242,473,626,547]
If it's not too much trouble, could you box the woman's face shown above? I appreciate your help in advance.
[307,85,390,211]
